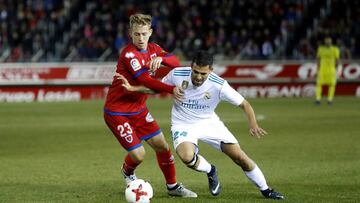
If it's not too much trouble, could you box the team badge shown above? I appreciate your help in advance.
[204,92,211,99]
[130,59,141,71]
[150,53,157,59]
[181,80,189,89]
[125,135,133,143]
[145,112,154,122]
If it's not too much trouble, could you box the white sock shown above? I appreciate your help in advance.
[195,154,212,173]
[244,165,269,191]
[167,183,177,189]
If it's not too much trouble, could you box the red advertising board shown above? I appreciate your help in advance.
[0,86,108,102]
[0,62,359,101]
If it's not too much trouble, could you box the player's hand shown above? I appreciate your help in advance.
[249,126,267,138]
[148,57,163,73]
[115,73,135,91]
[173,86,184,101]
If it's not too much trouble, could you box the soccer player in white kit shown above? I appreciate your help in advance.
[116,51,284,200]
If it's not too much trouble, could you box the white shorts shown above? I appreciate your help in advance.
[171,118,238,151]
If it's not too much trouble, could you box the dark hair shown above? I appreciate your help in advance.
[191,50,213,68]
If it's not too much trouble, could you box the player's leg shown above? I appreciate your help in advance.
[103,113,144,185]
[146,133,197,198]
[315,79,323,104]
[176,141,220,196]
[315,84,322,103]
[146,132,176,186]
[176,142,211,173]
[135,111,176,186]
[221,143,284,200]
[327,84,335,104]
[172,124,220,196]
[138,110,196,197]
[327,78,336,104]
[122,147,145,184]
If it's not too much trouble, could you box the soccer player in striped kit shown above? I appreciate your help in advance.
[117,51,285,200]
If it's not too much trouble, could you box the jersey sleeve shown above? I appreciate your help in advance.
[220,81,244,106]
[335,47,340,59]
[161,69,175,85]
[137,73,175,93]
[153,43,180,68]
[122,50,175,93]
[316,47,321,58]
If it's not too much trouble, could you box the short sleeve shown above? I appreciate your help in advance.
[316,47,321,58]
[220,81,244,106]
[335,47,340,59]
[161,70,174,85]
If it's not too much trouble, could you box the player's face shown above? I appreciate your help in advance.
[325,37,332,46]
[191,64,212,86]
[130,24,152,50]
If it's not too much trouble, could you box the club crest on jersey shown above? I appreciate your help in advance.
[125,52,135,58]
[204,92,211,99]
[130,59,141,71]
[150,53,157,59]
[125,135,133,143]
[181,80,189,89]
[145,112,154,122]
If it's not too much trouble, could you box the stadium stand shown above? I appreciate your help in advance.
[0,0,359,62]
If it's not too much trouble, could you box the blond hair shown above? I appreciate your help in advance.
[129,13,152,28]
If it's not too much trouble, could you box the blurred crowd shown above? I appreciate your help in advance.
[0,0,359,62]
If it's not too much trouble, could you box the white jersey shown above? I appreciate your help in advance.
[162,67,245,124]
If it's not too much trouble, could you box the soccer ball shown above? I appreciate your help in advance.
[125,179,153,203]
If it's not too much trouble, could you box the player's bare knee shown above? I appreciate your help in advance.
[235,157,254,171]
[129,149,146,163]
[132,153,145,163]
[158,142,169,151]
[177,150,194,163]
[149,140,169,152]
[153,143,169,152]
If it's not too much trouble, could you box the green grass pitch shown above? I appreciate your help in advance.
[0,97,359,203]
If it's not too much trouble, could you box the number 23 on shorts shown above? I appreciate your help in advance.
[117,122,133,143]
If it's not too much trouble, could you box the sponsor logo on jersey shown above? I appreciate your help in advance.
[145,112,154,122]
[125,52,135,58]
[181,80,189,89]
[130,59,141,71]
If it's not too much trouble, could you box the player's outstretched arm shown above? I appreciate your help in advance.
[115,73,157,94]
[115,73,184,100]
[239,100,267,138]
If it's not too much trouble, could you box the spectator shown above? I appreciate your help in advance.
[0,0,358,61]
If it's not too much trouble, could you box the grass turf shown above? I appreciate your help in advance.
[0,97,359,202]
